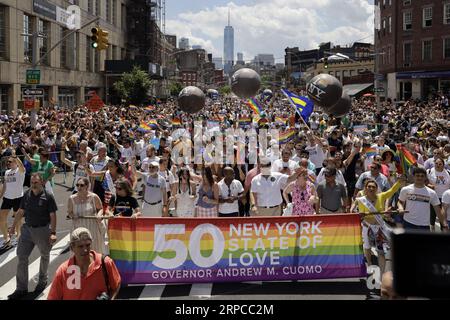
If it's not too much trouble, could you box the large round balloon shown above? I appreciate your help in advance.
[306,74,343,109]
[178,86,205,114]
[231,68,261,99]
[326,92,352,118]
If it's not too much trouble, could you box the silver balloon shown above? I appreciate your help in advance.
[306,74,343,109]
[178,86,206,114]
[231,68,261,99]
[326,92,352,118]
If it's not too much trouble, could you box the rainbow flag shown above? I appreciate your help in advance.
[279,128,296,144]
[275,116,288,125]
[109,215,365,285]
[396,144,417,175]
[246,98,263,116]
[363,147,377,157]
[238,117,252,127]
[172,117,182,126]
[145,106,155,112]
[147,119,158,129]
[138,121,152,132]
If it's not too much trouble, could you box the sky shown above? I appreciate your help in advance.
[166,0,375,64]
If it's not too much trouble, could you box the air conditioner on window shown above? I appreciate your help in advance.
[404,63,411,67]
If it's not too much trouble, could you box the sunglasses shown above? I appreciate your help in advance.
[149,166,158,169]
[76,184,86,187]
[116,187,123,191]
[7,161,13,164]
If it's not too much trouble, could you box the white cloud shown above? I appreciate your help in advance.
[166,0,374,61]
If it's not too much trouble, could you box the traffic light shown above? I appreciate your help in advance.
[324,57,329,69]
[91,27,109,51]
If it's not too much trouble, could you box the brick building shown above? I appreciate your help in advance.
[375,0,450,100]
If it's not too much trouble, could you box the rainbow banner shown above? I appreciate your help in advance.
[275,116,288,125]
[278,128,296,144]
[396,144,417,175]
[148,119,158,129]
[109,215,366,285]
[172,117,182,126]
[363,147,377,157]
[238,117,252,127]
[138,121,152,132]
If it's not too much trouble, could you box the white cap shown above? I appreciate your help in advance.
[149,161,159,167]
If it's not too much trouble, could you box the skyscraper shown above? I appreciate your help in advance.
[179,37,190,50]
[223,9,234,76]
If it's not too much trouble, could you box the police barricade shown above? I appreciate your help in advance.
[108,214,366,285]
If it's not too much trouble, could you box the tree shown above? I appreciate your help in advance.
[218,85,231,96]
[114,66,154,105]
[169,82,184,97]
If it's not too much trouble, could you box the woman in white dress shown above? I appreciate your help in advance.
[67,177,107,254]
[171,168,197,217]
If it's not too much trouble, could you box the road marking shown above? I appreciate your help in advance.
[189,283,213,299]
[0,234,70,300]
[136,284,166,300]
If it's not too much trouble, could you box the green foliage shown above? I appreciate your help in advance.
[113,66,154,105]
[218,85,231,95]
[169,82,184,97]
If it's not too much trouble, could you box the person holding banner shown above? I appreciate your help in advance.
[353,176,406,273]
[136,161,168,217]
[283,168,318,215]
[218,167,244,218]
[172,168,197,217]
[67,177,106,255]
[195,166,219,218]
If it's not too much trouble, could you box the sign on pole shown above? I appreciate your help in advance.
[26,69,41,85]
[22,88,44,96]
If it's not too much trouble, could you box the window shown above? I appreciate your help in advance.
[23,15,32,63]
[445,4,450,24]
[423,7,432,27]
[422,40,432,62]
[444,38,450,59]
[0,85,8,113]
[106,0,111,23]
[404,42,412,62]
[60,27,67,68]
[112,0,117,26]
[403,11,412,30]
[94,51,100,72]
[88,0,94,14]
[388,16,392,33]
[387,47,391,64]
[0,6,6,60]
[38,19,49,66]
[95,0,100,17]
[86,36,92,72]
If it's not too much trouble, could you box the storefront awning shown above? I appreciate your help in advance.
[343,83,374,97]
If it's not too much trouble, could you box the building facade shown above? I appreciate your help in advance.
[0,0,129,113]
[223,20,234,76]
[179,37,189,50]
[375,0,450,100]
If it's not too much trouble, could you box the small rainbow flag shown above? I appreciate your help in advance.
[138,121,152,132]
[238,117,252,126]
[279,128,296,144]
[246,98,263,116]
[147,119,158,129]
[363,147,377,157]
[172,117,182,126]
[275,116,288,125]
[108,215,365,285]
[145,106,155,112]
[396,144,417,175]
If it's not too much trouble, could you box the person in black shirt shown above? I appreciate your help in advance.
[107,179,141,218]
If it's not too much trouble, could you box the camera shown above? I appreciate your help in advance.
[391,229,450,299]
[96,292,111,300]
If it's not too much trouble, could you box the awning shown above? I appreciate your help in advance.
[343,83,374,97]
[396,70,450,79]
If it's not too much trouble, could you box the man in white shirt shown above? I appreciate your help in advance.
[250,159,300,216]
[141,145,160,172]
[305,132,325,175]
[398,167,448,231]
[218,167,244,217]
[371,136,389,154]
[107,133,135,163]
[272,148,299,175]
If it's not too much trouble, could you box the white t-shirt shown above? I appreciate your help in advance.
[119,146,135,162]
[316,168,347,187]
[218,179,244,214]
[427,168,450,198]
[305,144,325,169]
[70,161,95,192]
[442,190,450,221]
[159,169,177,191]
[90,156,110,172]
[4,168,25,199]
[141,156,161,172]
[251,173,289,207]
[399,184,440,226]
[271,159,299,174]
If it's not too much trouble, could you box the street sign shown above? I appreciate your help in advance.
[26,69,41,85]
[374,88,385,93]
[22,88,44,96]
[24,99,35,110]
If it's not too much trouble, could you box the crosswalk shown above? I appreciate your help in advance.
[0,233,374,301]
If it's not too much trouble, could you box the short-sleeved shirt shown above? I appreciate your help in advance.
[109,195,139,217]
[143,174,166,203]
[442,189,450,221]
[47,251,121,300]
[317,182,347,211]
[20,189,58,226]
[251,173,289,207]
[355,171,390,193]
[399,184,440,226]
[37,160,55,185]
[31,154,41,173]
[218,179,244,214]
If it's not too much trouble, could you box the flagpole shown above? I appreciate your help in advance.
[280,88,312,131]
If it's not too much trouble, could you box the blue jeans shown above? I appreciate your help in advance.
[402,220,430,230]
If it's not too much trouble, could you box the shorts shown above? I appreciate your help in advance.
[196,206,218,218]
[402,220,430,230]
[362,223,389,255]
[1,197,22,212]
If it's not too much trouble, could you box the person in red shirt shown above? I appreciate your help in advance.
[47,227,121,300]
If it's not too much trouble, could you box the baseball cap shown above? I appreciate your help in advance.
[149,161,159,167]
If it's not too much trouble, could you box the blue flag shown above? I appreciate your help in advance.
[281,89,314,123]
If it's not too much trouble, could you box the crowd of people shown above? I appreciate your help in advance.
[1,91,450,299]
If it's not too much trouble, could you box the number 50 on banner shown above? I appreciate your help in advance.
[153,224,225,269]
